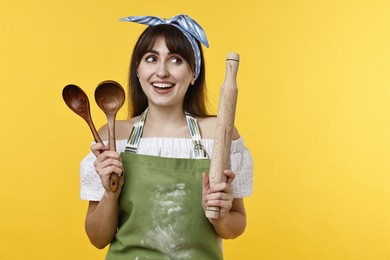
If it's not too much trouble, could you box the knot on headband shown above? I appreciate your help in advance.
[119,14,209,80]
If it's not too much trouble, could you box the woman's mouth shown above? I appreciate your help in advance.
[153,83,173,89]
[152,83,174,94]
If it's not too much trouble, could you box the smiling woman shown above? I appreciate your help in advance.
[80,14,253,259]
[137,36,195,109]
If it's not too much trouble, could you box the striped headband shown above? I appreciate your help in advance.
[119,14,209,80]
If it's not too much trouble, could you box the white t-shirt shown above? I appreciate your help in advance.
[80,137,253,201]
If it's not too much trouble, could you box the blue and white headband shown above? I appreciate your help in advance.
[119,14,209,80]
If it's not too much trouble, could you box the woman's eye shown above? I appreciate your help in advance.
[171,57,182,64]
[145,56,157,62]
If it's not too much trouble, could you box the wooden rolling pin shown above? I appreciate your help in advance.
[206,53,240,219]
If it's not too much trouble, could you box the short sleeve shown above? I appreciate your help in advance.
[80,151,105,201]
[229,137,254,198]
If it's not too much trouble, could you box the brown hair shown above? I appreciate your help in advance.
[127,24,209,118]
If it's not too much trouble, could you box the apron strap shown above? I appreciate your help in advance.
[124,108,208,159]
[124,108,148,153]
[185,112,208,159]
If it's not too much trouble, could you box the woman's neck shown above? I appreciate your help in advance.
[142,105,190,138]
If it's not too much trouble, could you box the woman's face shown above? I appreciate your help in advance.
[137,36,195,109]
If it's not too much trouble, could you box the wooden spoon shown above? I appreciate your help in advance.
[95,80,126,193]
[62,84,103,144]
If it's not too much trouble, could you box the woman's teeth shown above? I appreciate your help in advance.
[153,83,173,89]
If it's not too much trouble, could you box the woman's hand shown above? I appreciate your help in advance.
[91,142,124,193]
[202,170,235,221]
[202,170,247,239]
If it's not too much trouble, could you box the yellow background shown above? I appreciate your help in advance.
[1,0,389,259]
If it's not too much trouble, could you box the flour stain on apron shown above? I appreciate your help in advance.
[142,183,192,259]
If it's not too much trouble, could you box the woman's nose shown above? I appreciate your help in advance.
[156,62,169,78]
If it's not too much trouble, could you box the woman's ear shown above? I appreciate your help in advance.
[190,75,195,85]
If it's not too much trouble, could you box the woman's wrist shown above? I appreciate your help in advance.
[102,190,121,201]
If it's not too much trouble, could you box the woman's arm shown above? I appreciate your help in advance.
[85,193,120,249]
[84,141,124,249]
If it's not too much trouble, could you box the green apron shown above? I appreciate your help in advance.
[106,109,223,260]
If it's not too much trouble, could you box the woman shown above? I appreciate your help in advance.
[80,14,253,259]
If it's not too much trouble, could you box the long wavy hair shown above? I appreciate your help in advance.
[127,24,209,118]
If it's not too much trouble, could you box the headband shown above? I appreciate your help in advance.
[119,14,209,80]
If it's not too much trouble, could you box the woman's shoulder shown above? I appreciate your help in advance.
[197,116,240,140]
[97,117,138,141]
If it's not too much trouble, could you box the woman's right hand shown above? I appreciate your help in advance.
[91,142,124,193]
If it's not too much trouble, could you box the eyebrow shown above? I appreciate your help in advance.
[145,50,159,55]
[145,49,173,55]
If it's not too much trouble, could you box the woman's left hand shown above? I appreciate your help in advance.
[202,169,235,221]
